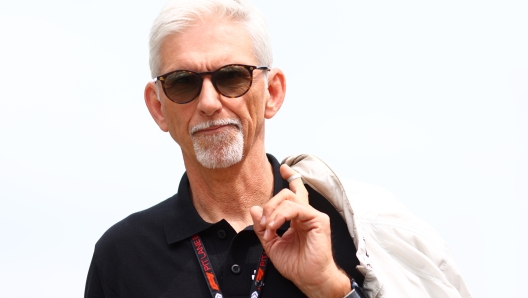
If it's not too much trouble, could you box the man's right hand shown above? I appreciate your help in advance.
[250,164,351,298]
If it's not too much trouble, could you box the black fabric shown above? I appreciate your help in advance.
[85,154,363,298]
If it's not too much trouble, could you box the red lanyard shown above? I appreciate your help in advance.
[191,234,269,298]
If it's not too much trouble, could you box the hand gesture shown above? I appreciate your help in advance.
[250,165,351,298]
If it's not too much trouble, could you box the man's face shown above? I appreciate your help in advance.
[155,18,271,169]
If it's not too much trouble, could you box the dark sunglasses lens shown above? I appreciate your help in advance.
[215,65,252,97]
[163,71,201,103]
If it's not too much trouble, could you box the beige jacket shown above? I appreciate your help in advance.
[284,154,472,298]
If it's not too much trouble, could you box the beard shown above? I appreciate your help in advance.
[189,118,244,169]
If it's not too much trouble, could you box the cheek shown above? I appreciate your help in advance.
[243,96,267,137]
[162,105,190,146]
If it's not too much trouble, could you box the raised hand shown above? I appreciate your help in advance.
[250,164,351,298]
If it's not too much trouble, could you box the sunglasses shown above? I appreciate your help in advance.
[155,64,270,104]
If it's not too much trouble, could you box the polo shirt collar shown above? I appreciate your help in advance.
[164,154,289,244]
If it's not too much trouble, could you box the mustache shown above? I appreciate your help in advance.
[189,118,242,135]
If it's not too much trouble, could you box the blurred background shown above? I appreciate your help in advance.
[1,0,526,297]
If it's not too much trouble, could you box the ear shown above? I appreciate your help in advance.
[144,81,169,132]
[264,68,286,119]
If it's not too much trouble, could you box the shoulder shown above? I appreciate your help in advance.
[283,154,402,217]
[93,195,176,258]
[283,154,409,217]
[284,153,447,254]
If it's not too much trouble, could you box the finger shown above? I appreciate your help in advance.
[280,164,309,204]
[250,206,266,233]
[262,188,297,220]
[251,205,279,243]
[267,200,327,232]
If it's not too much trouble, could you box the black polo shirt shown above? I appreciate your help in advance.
[85,154,363,298]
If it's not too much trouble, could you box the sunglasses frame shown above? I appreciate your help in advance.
[155,64,270,104]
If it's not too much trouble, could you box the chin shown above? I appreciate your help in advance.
[192,129,244,169]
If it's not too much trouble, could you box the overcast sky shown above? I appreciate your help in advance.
[1,0,527,297]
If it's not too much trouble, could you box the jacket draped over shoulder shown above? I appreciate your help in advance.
[283,154,472,298]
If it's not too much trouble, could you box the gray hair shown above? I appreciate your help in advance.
[149,0,273,78]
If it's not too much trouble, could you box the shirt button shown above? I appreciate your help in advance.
[217,229,227,239]
[231,264,241,275]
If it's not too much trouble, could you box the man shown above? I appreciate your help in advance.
[85,0,471,297]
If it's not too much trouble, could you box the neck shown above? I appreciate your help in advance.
[185,150,274,232]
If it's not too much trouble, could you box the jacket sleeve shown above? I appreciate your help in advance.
[442,248,473,298]
[85,253,106,298]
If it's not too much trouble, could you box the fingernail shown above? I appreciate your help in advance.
[260,215,266,226]
[264,229,269,240]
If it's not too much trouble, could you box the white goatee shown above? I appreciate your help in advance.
[189,118,244,169]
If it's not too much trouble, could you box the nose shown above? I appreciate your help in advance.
[196,76,222,117]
